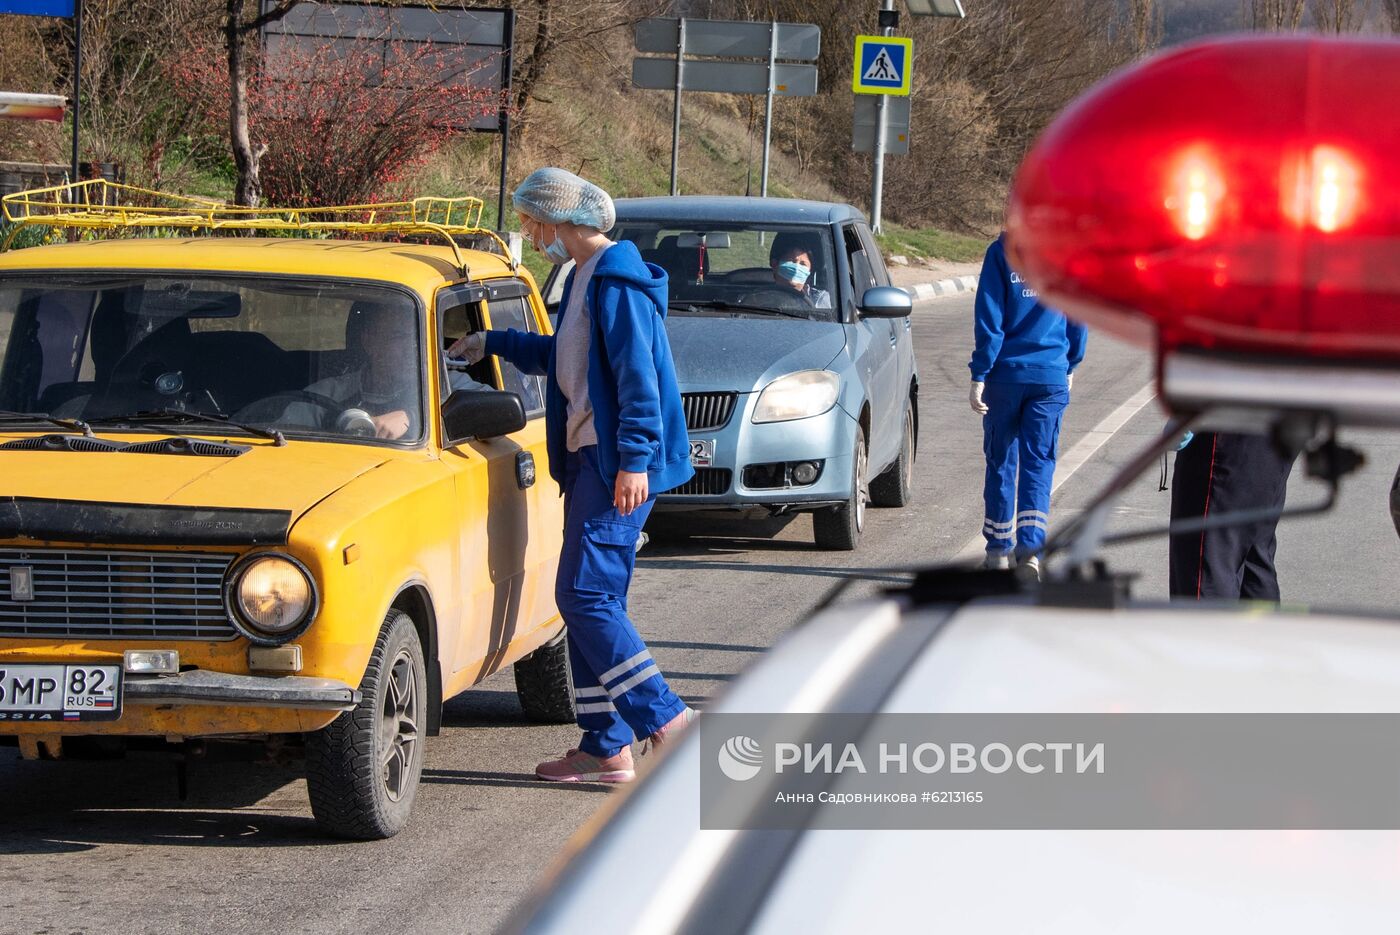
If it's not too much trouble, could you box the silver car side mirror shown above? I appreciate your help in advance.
[859,286,913,318]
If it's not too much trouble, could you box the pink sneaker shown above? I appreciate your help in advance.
[641,707,697,755]
[535,747,635,783]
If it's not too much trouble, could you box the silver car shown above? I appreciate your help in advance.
[545,197,918,550]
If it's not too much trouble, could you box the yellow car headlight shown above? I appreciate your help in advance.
[229,555,315,643]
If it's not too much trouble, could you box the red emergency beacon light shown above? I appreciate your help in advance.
[1005,36,1400,367]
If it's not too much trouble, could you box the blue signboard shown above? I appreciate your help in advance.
[0,0,76,16]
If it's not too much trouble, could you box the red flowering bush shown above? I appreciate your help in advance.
[171,38,505,206]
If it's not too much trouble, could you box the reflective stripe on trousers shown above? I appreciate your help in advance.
[558,446,686,757]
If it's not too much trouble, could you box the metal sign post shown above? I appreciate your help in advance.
[496,7,514,229]
[760,22,777,197]
[634,17,819,197]
[863,0,966,230]
[70,0,81,187]
[852,10,915,233]
[670,18,686,196]
[0,0,80,188]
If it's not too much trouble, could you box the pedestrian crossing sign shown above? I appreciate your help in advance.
[853,36,912,96]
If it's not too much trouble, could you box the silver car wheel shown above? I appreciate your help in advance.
[855,436,869,532]
[901,408,915,490]
[380,649,419,802]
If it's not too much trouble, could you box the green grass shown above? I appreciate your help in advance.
[876,224,988,264]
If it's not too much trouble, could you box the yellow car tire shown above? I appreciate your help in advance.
[514,629,576,724]
[305,609,427,840]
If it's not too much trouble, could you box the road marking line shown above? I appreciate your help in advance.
[954,382,1158,561]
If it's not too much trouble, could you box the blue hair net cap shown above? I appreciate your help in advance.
[511,167,616,232]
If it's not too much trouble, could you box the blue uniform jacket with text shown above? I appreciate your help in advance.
[969,234,1088,385]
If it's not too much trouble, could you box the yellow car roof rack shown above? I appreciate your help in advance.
[0,179,516,276]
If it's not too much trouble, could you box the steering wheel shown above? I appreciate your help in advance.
[233,389,350,428]
[738,287,814,312]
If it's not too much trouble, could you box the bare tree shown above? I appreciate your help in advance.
[1311,0,1372,31]
[1384,0,1400,29]
[510,0,667,125]
[1243,0,1308,29]
[1131,0,1163,55]
[224,0,302,207]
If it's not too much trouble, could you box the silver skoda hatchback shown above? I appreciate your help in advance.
[546,196,919,551]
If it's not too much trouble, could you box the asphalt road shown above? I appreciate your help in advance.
[4,293,1399,935]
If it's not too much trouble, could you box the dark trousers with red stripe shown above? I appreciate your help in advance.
[1168,432,1298,601]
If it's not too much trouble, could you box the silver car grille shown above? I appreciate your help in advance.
[682,392,738,432]
[0,547,237,641]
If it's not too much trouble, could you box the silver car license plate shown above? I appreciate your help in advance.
[689,439,716,467]
[0,664,122,722]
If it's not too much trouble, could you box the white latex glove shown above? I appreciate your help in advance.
[969,380,988,415]
[1067,371,1075,392]
[448,331,486,364]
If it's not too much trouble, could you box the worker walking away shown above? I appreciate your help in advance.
[969,231,1087,576]
[1169,431,1298,600]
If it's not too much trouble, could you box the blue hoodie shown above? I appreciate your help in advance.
[484,240,695,494]
[969,234,1088,385]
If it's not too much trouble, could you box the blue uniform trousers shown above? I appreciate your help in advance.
[982,382,1069,559]
[559,446,687,758]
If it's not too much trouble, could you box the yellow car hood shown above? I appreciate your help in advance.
[0,435,392,518]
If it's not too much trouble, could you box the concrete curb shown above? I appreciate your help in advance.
[906,274,979,302]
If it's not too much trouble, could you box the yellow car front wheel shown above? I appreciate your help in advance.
[305,609,427,840]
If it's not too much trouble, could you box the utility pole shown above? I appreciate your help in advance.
[670,17,686,196]
[759,20,777,197]
[70,0,82,188]
[870,0,895,233]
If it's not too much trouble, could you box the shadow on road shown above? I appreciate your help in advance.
[644,512,809,552]
[0,809,331,854]
[664,671,735,683]
[637,558,913,586]
[420,768,615,794]
[0,746,335,852]
[648,639,768,653]
[440,689,536,728]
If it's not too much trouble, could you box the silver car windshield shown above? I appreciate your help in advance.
[616,224,839,323]
[0,275,425,444]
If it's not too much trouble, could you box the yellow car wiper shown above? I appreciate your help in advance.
[0,410,94,436]
[91,409,286,446]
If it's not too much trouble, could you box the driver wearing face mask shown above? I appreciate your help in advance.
[283,301,486,441]
[769,235,832,309]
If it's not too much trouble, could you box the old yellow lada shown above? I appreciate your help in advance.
[0,182,569,838]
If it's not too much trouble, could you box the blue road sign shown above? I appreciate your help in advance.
[852,35,912,96]
[0,0,76,16]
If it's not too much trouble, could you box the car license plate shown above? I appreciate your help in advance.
[690,439,716,467]
[0,664,122,722]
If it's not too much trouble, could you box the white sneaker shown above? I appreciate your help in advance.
[1019,554,1042,579]
[982,552,1011,570]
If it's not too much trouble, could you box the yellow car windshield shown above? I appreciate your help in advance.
[0,274,426,444]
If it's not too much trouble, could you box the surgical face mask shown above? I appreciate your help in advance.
[525,218,571,265]
[776,260,811,286]
[542,234,570,265]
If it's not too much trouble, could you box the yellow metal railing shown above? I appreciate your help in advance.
[0,180,514,273]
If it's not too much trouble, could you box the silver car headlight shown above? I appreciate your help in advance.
[226,554,317,643]
[752,370,840,424]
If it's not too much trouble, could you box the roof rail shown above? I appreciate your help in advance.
[0,179,517,275]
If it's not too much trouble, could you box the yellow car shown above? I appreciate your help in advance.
[0,184,568,838]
